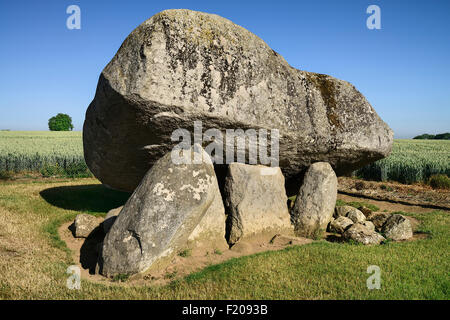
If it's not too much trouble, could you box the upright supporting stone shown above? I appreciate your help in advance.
[99,145,225,277]
[103,194,228,252]
[224,163,293,245]
[291,162,337,238]
[187,182,228,251]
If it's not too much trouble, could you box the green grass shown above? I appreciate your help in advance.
[112,274,131,283]
[0,178,448,299]
[356,139,450,184]
[335,199,380,212]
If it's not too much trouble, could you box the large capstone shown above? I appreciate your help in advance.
[83,9,393,193]
[99,145,225,277]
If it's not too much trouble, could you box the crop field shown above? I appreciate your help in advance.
[0,132,449,184]
[355,139,450,184]
[0,131,90,178]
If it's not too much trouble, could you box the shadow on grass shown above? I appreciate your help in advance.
[40,184,131,214]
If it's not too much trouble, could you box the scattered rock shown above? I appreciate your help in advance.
[103,206,122,234]
[367,212,392,231]
[83,9,393,193]
[100,145,224,277]
[328,216,354,234]
[73,214,99,238]
[346,208,366,223]
[334,205,354,218]
[404,216,420,232]
[343,223,385,245]
[291,162,337,238]
[224,163,293,245]
[362,221,375,232]
[359,206,373,217]
[382,214,413,241]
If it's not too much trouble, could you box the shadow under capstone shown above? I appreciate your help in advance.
[40,184,130,213]
[80,226,106,275]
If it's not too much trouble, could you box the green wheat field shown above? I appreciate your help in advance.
[1,131,449,184]
[0,131,90,178]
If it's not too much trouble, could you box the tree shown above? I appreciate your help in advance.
[413,134,435,140]
[413,133,450,140]
[434,133,450,140]
[48,113,74,131]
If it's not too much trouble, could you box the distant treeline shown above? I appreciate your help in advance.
[413,133,450,140]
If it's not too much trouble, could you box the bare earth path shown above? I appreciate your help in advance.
[337,193,440,214]
[338,177,450,210]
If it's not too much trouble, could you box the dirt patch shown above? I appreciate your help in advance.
[59,220,109,284]
[338,177,450,210]
[337,193,437,214]
[59,222,313,286]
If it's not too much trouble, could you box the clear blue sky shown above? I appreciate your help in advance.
[0,0,449,138]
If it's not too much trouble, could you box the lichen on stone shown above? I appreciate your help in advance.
[306,72,342,129]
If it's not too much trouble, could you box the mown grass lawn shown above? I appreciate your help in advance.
[0,178,448,299]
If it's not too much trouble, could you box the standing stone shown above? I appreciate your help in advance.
[224,163,293,245]
[106,197,227,250]
[100,145,225,277]
[291,162,337,238]
[187,182,228,251]
[73,214,99,238]
[382,214,413,241]
[343,223,385,245]
[83,9,393,193]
